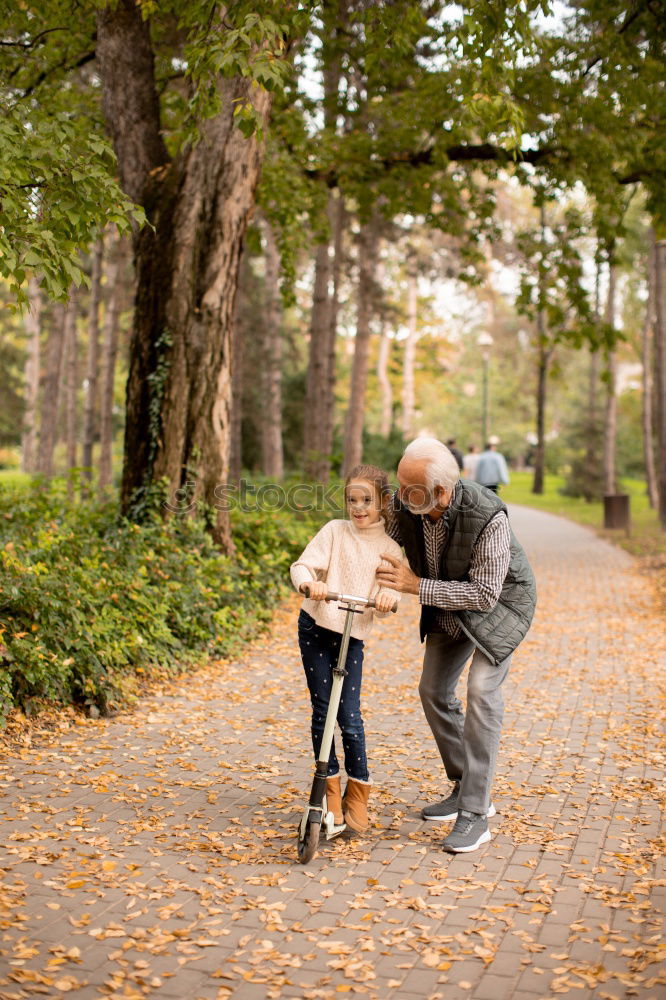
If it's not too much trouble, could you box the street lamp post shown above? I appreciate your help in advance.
[477,333,493,445]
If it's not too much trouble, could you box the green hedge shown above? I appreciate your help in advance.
[0,481,326,721]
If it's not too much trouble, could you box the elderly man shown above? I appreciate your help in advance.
[376,437,536,853]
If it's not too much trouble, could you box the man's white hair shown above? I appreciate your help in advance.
[402,437,460,491]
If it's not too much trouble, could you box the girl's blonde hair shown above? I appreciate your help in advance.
[344,464,392,522]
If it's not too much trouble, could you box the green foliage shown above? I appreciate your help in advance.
[280,370,307,471]
[515,197,598,348]
[0,296,24,444]
[257,125,327,304]
[514,2,666,225]
[454,0,552,147]
[0,4,146,305]
[0,451,20,472]
[1,0,309,304]
[560,381,646,499]
[3,0,662,314]
[561,418,605,501]
[182,2,314,142]
[0,480,325,722]
[0,108,144,306]
[360,427,406,480]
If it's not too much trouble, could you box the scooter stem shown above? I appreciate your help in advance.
[317,603,357,767]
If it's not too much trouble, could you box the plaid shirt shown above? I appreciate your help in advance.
[386,487,511,637]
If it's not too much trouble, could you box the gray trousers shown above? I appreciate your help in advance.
[419,631,511,815]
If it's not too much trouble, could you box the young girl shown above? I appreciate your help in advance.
[290,464,403,834]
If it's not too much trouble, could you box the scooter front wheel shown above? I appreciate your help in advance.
[297,815,321,864]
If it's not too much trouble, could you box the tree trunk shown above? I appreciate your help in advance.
[21,276,42,473]
[532,202,553,495]
[97,2,272,551]
[583,254,602,501]
[642,230,658,508]
[375,259,392,437]
[98,233,124,492]
[303,235,331,478]
[532,203,550,496]
[402,251,417,438]
[303,1,343,481]
[603,259,618,496]
[229,247,249,485]
[260,215,284,479]
[584,348,601,501]
[342,216,380,477]
[320,189,345,480]
[64,289,79,493]
[36,298,70,476]
[531,342,551,495]
[82,235,104,482]
[654,231,666,529]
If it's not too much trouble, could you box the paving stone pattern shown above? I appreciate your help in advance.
[1,506,664,1000]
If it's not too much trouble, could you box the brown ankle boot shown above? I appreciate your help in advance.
[326,776,343,825]
[343,778,371,833]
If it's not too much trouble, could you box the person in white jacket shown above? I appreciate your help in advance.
[290,464,402,834]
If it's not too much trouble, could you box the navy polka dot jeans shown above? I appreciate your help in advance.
[297,609,369,781]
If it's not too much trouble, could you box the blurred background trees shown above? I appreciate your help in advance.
[1,0,665,535]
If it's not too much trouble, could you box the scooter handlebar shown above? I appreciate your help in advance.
[301,585,398,613]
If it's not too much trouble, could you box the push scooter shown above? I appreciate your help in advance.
[296,587,397,864]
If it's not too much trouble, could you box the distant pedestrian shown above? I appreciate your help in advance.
[475,441,510,494]
[462,444,479,480]
[446,438,464,471]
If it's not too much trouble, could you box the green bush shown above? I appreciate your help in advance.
[0,480,325,722]
[360,427,406,479]
[0,449,20,471]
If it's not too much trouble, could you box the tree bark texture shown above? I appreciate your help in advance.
[260,216,284,479]
[531,203,549,496]
[320,190,345,480]
[653,234,666,529]
[36,299,70,476]
[531,342,551,496]
[303,235,331,478]
[583,348,601,501]
[64,289,79,490]
[303,2,343,481]
[342,217,380,477]
[375,258,392,438]
[583,256,602,501]
[82,235,104,481]
[229,248,249,485]
[402,252,417,439]
[642,231,658,509]
[603,260,618,497]
[21,276,42,473]
[97,2,272,550]
[98,233,124,492]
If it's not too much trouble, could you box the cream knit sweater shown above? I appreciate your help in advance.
[290,518,404,640]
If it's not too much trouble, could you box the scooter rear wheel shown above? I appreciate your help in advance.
[297,817,321,864]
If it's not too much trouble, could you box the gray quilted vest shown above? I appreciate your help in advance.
[395,480,537,665]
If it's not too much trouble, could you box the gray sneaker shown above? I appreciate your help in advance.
[421,784,496,823]
[421,783,460,822]
[443,810,491,853]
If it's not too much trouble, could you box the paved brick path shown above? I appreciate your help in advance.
[1,507,664,1000]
